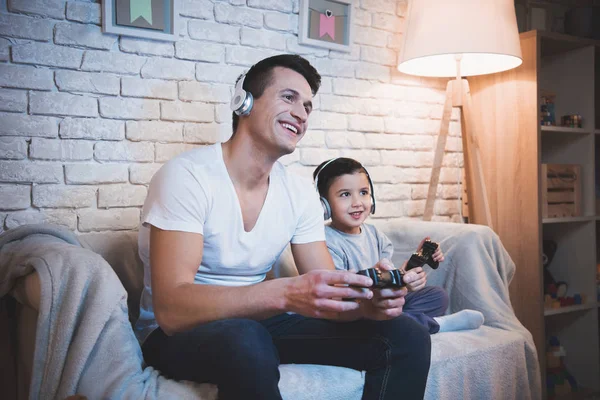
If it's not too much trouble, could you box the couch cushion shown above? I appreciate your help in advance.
[279,364,364,400]
[275,325,528,400]
[78,231,143,324]
[426,326,529,400]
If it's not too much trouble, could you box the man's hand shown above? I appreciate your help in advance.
[284,270,374,320]
[360,259,407,321]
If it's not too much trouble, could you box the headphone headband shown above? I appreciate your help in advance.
[314,157,340,193]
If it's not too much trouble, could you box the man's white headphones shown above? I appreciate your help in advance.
[314,158,376,220]
[230,73,254,116]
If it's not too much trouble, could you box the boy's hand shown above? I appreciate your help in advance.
[432,245,444,264]
[418,236,445,264]
[402,266,427,292]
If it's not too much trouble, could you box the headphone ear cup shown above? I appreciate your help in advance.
[237,92,253,116]
[320,197,331,220]
[371,202,376,215]
[230,84,246,112]
[230,74,253,116]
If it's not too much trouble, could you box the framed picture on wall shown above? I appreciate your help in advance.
[298,0,353,53]
[102,0,180,41]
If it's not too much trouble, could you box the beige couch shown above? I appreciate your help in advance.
[1,220,541,400]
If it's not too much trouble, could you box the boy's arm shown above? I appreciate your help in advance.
[377,228,394,262]
[374,228,428,291]
[324,239,350,271]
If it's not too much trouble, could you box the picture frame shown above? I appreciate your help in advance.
[102,0,179,41]
[298,0,353,53]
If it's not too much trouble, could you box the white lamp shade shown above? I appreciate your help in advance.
[398,0,523,77]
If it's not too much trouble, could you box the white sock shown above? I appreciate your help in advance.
[434,309,484,332]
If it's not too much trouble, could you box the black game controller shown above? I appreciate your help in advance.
[356,240,440,289]
[405,239,439,271]
[357,267,407,289]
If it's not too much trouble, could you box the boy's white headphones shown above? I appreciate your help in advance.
[314,158,376,220]
[230,73,254,116]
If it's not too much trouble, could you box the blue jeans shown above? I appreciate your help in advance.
[142,313,431,400]
[404,286,449,334]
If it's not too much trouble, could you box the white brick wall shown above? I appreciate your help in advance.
[122,77,178,100]
[56,71,120,96]
[30,92,98,118]
[0,0,463,233]
[0,64,54,91]
[0,13,54,41]
[33,185,96,208]
[0,138,27,159]
[0,184,30,210]
[120,37,175,57]
[54,23,117,50]
[66,1,101,25]
[175,40,225,63]
[99,98,160,120]
[0,40,9,62]
[30,138,94,161]
[13,42,84,69]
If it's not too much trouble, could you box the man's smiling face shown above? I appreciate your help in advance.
[246,67,314,156]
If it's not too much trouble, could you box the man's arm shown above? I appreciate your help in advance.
[291,241,337,273]
[150,227,375,335]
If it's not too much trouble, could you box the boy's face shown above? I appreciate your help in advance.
[327,172,372,235]
[246,67,313,156]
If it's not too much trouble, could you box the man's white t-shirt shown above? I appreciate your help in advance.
[135,143,325,343]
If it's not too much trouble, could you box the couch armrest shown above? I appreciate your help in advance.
[374,220,496,255]
[378,220,520,328]
[11,272,41,312]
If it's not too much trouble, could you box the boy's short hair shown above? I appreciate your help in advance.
[313,158,369,199]
[231,54,322,135]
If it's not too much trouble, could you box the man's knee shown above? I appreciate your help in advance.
[382,315,432,363]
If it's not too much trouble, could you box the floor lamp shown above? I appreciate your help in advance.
[397,0,523,229]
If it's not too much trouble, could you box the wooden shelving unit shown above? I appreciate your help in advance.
[541,126,589,135]
[469,30,600,396]
[544,216,596,224]
[544,303,596,317]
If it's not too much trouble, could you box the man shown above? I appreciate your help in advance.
[135,54,431,400]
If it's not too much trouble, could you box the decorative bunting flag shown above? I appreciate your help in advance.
[130,0,152,24]
[319,11,335,40]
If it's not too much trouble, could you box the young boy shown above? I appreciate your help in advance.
[313,157,484,333]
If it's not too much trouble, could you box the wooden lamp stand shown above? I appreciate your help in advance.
[422,63,494,229]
